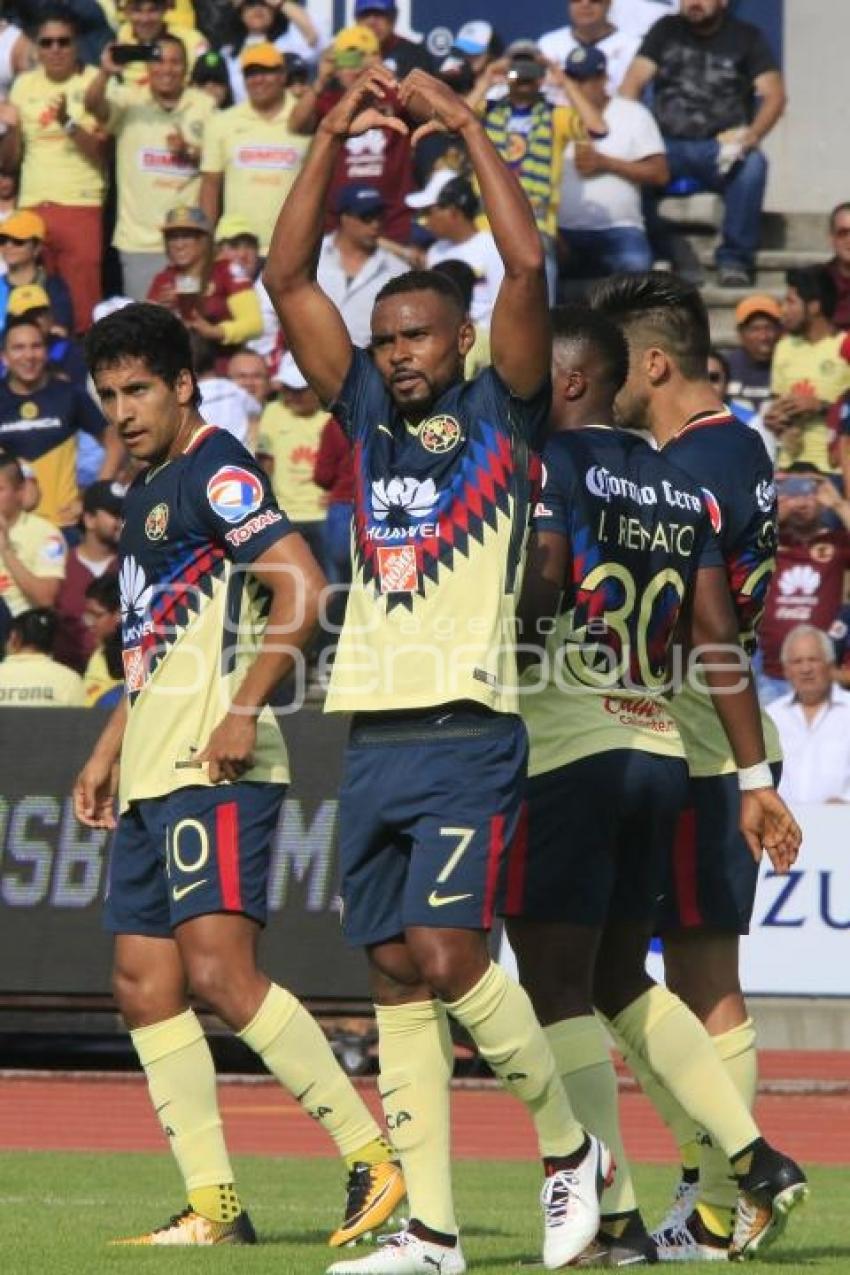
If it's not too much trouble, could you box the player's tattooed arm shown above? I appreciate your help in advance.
[73,698,126,829]
[196,533,326,783]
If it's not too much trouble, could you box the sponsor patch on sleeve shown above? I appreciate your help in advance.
[206,465,265,524]
[224,508,283,547]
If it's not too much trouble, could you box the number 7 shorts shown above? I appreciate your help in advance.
[103,782,286,936]
[338,709,528,947]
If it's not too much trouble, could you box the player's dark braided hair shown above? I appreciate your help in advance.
[589,271,711,381]
[85,302,202,407]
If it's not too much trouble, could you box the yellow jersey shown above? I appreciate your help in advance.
[0,510,66,616]
[256,402,327,524]
[10,66,105,207]
[771,331,850,472]
[0,651,84,706]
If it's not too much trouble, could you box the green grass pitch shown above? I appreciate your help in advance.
[0,1153,846,1273]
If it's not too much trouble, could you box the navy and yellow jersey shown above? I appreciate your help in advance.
[522,426,722,777]
[0,378,106,526]
[663,408,782,777]
[117,424,293,810]
[326,348,549,715]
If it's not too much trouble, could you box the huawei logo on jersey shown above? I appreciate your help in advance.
[371,476,438,522]
[120,556,153,623]
[345,130,387,158]
[777,564,821,597]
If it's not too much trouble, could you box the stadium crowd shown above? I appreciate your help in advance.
[0,3,838,1269]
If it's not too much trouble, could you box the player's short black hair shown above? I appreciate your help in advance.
[85,302,201,407]
[85,572,120,613]
[551,304,629,394]
[829,202,850,231]
[0,449,24,484]
[374,269,466,320]
[431,259,476,314]
[10,607,56,654]
[589,272,711,382]
[786,266,838,321]
[37,5,79,33]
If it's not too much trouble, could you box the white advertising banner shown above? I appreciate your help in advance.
[499,805,850,998]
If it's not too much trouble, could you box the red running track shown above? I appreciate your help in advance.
[0,1062,848,1165]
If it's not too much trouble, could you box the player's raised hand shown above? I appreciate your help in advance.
[74,754,118,829]
[196,711,257,784]
[740,788,802,874]
[398,68,476,144]
[318,64,406,140]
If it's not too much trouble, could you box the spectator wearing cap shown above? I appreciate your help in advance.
[406,173,504,328]
[539,0,641,94]
[111,0,207,90]
[0,317,118,529]
[54,478,122,671]
[0,7,107,332]
[621,0,786,287]
[353,0,433,77]
[556,44,667,279]
[291,26,414,245]
[475,40,606,298]
[4,284,89,388]
[200,41,309,251]
[84,33,214,301]
[0,210,73,336]
[0,452,67,636]
[256,351,328,568]
[190,49,234,109]
[223,0,327,104]
[767,625,850,804]
[316,185,407,348]
[215,214,279,360]
[453,20,502,78]
[723,293,783,434]
[825,203,850,333]
[0,608,85,708]
[148,205,263,369]
[766,268,850,473]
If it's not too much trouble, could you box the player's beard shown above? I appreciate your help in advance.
[613,385,651,432]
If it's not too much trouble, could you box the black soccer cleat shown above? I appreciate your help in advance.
[729,1143,809,1261]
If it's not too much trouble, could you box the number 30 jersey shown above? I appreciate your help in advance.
[663,409,782,777]
[522,426,722,778]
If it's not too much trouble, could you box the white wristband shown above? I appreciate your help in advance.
[738,762,774,791]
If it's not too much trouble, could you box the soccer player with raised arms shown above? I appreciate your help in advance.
[506,305,805,1265]
[264,65,608,1275]
[591,273,809,1260]
[73,304,404,1247]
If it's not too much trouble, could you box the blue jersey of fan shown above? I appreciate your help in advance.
[117,424,293,809]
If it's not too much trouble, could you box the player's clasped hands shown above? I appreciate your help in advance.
[739,789,803,875]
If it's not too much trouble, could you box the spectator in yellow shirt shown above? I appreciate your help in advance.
[0,452,67,635]
[0,607,86,707]
[80,572,123,706]
[85,32,214,300]
[767,266,850,472]
[199,42,308,251]
[0,7,107,332]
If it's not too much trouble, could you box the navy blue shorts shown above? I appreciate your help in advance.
[104,783,286,937]
[502,750,689,927]
[656,763,782,935]
[339,706,528,947]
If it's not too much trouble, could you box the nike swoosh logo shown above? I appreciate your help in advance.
[378,1083,409,1101]
[155,1101,171,1116]
[295,1084,314,1103]
[172,879,207,902]
[428,890,473,908]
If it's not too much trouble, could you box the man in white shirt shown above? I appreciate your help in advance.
[557,45,668,277]
[539,0,641,94]
[406,171,504,327]
[316,183,407,348]
[768,624,850,805]
[611,0,680,39]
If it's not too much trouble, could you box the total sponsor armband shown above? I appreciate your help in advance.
[738,762,774,791]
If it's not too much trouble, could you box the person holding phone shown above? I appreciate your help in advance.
[112,0,207,89]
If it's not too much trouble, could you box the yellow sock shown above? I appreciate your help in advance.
[238,983,381,1159]
[697,1018,758,1230]
[545,1015,637,1216]
[446,963,584,1158]
[130,1009,235,1198]
[611,986,759,1161]
[188,1183,241,1224]
[376,999,456,1235]
[603,1011,700,1168]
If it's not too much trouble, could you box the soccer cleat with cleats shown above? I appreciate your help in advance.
[541,1134,614,1269]
[729,1144,808,1261]
[110,1206,257,1246]
[327,1225,466,1274]
[572,1214,658,1267]
[653,1173,700,1237]
[329,1160,407,1248]
[653,1209,729,1262]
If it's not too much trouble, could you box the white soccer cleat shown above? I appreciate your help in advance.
[654,1174,700,1237]
[541,1134,614,1269]
[327,1228,466,1275]
[653,1210,729,1262]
